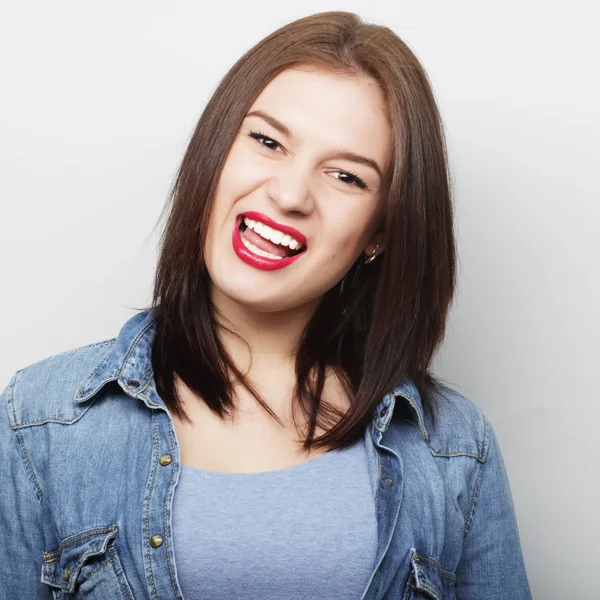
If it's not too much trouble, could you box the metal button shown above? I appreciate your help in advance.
[150,534,163,548]
[159,453,172,466]
[127,379,140,388]
[379,406,389,418]
[383,477,394,487]
[64,567,71,581]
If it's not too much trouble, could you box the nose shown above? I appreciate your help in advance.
[265,159,315,216]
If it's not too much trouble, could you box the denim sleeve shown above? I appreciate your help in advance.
[455,415,533,599]
[0,372,52,598]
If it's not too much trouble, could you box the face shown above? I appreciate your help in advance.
[204,66,393,314]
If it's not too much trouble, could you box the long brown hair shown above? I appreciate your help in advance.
[138,11,457,452]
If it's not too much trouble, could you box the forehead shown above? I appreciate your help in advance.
[247,67,392,172]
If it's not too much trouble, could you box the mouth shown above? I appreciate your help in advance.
[239,217,306,257]
[232,212,307,271]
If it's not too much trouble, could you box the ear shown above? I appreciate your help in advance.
[363,231,385,261]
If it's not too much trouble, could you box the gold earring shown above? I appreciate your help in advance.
[364,245,379,265]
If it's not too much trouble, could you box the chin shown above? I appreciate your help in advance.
[211,268,325,316]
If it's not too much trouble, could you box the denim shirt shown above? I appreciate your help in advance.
[0,309,532,599]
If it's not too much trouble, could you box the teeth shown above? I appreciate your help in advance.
[243,216,304,250]
[270,230,283,244]
[240,234,282,259]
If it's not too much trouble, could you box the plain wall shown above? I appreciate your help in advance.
[1,2,598,598]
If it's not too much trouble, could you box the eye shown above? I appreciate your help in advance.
[330,170,369,190]
[248,130,284,152]
[248,130,369,191]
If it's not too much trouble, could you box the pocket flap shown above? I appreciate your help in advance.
[407,547,455,600]
[41,525,119,594]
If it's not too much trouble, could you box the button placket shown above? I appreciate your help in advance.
[143,407,185,599]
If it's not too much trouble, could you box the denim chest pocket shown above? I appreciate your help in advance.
[41,525,133,599]
[401,548,456,600]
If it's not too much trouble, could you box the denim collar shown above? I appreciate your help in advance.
[75,309,428,441]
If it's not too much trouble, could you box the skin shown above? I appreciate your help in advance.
[204,65,393,367]
[172,67,394,471]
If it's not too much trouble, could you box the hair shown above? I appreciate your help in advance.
[135,10,457,453]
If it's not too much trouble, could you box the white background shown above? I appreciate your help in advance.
[1,2,598,598]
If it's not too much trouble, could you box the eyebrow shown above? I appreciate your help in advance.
[245,109,383,181]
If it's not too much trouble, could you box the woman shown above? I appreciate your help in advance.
[0,11,532,600]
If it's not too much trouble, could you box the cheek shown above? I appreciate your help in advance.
[321,212,375,258]
[219,145,266,196]
[207,149,261,236]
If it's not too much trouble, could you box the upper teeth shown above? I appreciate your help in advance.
[244,217,302,250]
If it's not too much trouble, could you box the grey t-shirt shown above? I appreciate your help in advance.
[172,436,377,599]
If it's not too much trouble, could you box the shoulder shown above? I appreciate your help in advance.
[6,338,117,428]
[389,381,493,464]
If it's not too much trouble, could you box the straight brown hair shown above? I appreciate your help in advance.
[137,11,457,452]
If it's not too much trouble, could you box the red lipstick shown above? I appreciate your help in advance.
[232,215,306,271]
[243,211,307,247]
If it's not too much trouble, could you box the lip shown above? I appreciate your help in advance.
[241,211,307,247]
[232,215,306,271]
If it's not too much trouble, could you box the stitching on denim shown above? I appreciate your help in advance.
[425,443,484,462]
[43,553,117,591]
[76,341,118,395]
[106,545,135,599]
[9,368,44,499]
[462,415,488,539]
[118,320,156,381]
[372,429,386,600]
[405,572,443,599]
[59,526,118,552]
[15,428,44,500]
[401,418,485,463]
[42,531,119,591]
[163,414,178,597]
[143,412,160,600]
[109,544,135,600]
[8,372,19,425]
[43,552,60,562]
[30,339,116,370]
[374,427,383,514]
[419,578,441,599]
[140,392,162,408]
[136,363,154,393]
[80,550,117,581]
[412,552,456,583]
[12,400,97,429]
[41,574,69,586]
[162,414,181,598]
[43,526,118,564]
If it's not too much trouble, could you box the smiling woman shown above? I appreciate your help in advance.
[204,66,391,308]
[0,10,532,600]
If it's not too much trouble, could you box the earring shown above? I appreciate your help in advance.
[364,245,379,265]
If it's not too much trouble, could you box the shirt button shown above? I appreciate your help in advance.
[150,534,163,548]
[383,477,394,487]
[127,379,140,388]
[64,567,71,581]
[159,453,172,466]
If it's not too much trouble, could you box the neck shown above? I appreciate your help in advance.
[210,286,320,371]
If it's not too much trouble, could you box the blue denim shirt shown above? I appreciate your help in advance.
[0,309,532,599]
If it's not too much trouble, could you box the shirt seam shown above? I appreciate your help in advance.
[462,414,489,539]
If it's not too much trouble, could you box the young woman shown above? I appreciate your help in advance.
[0,11,532,600]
